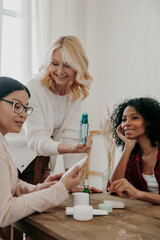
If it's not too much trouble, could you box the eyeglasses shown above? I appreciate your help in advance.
[0,98,33,116]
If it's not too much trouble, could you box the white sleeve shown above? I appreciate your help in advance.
[26,82,60,156]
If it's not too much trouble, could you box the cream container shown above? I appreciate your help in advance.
[73,205,93,221]
[72,192,89,206]
[104,200,124,208]
[98,203,112,213]
[66,207,108,216]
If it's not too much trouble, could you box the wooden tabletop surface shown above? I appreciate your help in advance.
[12,192,160,240]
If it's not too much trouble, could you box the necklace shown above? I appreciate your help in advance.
[141,146,158,156]
[140,147,158,163]
[55,95,64,112]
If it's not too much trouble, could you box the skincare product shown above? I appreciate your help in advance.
[79,113,89,146]
[72,192,89,206]
[83,179,90,194]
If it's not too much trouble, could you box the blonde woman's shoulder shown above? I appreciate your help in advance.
[26,75,42,88]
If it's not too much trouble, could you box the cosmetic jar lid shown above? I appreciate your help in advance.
[98,203,112,213]
[73,205,93,221]
[104,200,124,208]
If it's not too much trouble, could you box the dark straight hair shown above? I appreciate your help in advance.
[0,76,30,98]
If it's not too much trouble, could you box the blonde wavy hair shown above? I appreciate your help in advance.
[40,36,93,101]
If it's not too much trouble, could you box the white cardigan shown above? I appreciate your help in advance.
[6,76,84,172]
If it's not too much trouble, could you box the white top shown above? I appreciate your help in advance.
[142,173,159,194]
[0,132,68,227]
[6,75,84,172]
[48,91,68,129]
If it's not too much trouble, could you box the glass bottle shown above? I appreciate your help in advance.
[83,179,90,193]
[79,113,89,146]
[102,165,111,191]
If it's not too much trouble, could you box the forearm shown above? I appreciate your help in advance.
[138,191,160,204]
[0,181,68,228]
[109,178,160,205]
[112,146,133,182]
[58,142,73,154]
[27,132,60,156]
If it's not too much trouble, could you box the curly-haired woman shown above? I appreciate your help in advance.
[108,97,160,204]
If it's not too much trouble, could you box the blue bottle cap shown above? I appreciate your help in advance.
[81,113,88,124]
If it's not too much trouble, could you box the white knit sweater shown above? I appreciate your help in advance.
[6,75,84,172]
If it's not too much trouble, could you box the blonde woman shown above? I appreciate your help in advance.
[7,36,92,184]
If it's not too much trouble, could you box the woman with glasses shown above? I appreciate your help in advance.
[7,35,93,185]
[0,76,86,240]
[0,99,33,116]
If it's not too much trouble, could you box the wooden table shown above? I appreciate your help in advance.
[12,192,160,240]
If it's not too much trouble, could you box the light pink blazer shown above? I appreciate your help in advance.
[0,133,68,227]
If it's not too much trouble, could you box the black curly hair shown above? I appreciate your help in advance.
[111,97,160,150]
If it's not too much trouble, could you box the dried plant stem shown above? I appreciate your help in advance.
[99,106,116,173]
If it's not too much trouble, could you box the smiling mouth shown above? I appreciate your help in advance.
[55,74,68,79]
[125,129,135,133]
[15,121,24,125]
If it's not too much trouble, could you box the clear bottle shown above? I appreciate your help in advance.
[102,165,111,191]
[83,179,90,194]
[79,113,89,146]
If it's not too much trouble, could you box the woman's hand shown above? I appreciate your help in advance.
[117,124,137,149]
[108,178,142,199]
[44,173,64,183]
[61,163,86,191]
[58,135,92,154]
[69,186,103,193]
[72,134,92,153]
[40,173,64,190]
[89,186,103,193]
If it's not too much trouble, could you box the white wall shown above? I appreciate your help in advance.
[49,0,160,187]
[49,0,160,124]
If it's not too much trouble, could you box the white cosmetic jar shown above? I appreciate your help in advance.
[73,205,93,221]
[72,192,89,206]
